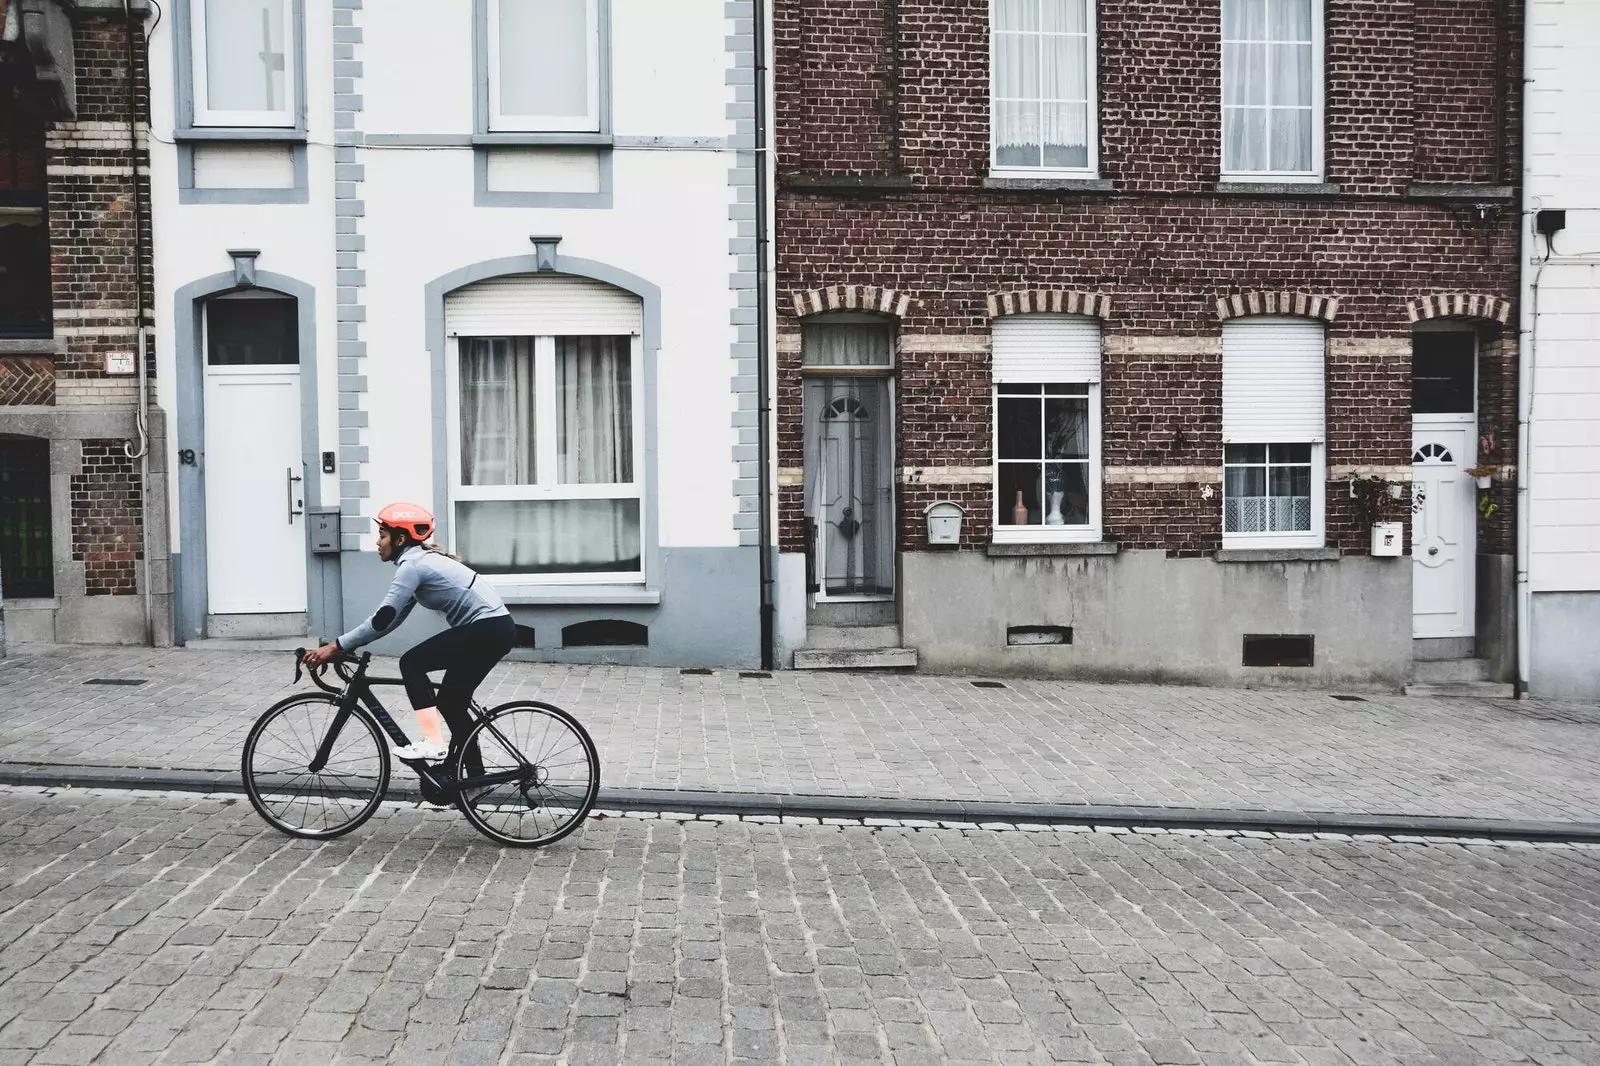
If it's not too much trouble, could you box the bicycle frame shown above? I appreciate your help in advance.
[295,651,538,800]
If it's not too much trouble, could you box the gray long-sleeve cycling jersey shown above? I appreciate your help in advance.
[336,545,509,650]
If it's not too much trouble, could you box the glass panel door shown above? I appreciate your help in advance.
[803,376,894,598]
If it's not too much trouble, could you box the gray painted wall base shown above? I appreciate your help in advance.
[1529,590,1600,699]
[1477,554,1516,682]
[902,549,1412,688]
[338,546,760,668]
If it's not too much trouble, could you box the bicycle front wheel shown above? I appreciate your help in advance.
[454,701,599,848]
[242,693,390,839]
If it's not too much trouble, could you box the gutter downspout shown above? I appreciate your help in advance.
[1515,0,1534,696]
[753,0,776,670]
[121,0,153,646]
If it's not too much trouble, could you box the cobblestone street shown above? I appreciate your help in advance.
[1,787,1598,1065]
[3,646,1599,823]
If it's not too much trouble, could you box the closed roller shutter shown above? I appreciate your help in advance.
[992,314,1101,383]
[445,274,642,337]
[1222,317,1325,442]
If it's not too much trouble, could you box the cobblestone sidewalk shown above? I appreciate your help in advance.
[2,788,1598,1064]
[3,645,1598,824]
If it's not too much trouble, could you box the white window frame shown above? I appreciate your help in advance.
[991,382,1103,544]
[989,0,1100,179]
[487,0,602,134]
[443,333,645,586]
[1220,0,1324,183]
[1222,442,1325,549]
[189,0,298,128]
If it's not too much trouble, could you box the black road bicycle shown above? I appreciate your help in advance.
[241,650,599,847]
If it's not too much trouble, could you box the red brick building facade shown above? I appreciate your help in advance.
[0,0,166,647]
[774,0,1520,687]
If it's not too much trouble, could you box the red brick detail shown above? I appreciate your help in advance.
[1215,292,1339,323]
[71,439,142,596]
[792,284,913,318]
[0,357,56,406]
[1406,293,1512,325]
[1414,0,1510,184]
[987,291,1110,318]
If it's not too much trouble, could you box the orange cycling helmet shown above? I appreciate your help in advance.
[375,501,434,542]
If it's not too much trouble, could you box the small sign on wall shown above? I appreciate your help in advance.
[104,351,136,375]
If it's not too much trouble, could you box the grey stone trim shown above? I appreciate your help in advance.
[176,143,309,205]
[333,0,368,550]
[982,176,1115,193]
[172,127,307,142]
[986,542,1120,557]
[727,0,760,547]
[1213,182,1342,197]
[1406,183,1515,203]
[0,338,64,355]
[1214,547,1341,563]
[1215,291,1339,323]
[987,290,1110,318]
[1406,293,1513,326]
[472,148,614,209]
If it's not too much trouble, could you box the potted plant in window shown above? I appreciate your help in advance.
[1464,465,1494,490]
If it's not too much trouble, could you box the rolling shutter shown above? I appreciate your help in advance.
[992,314,1101,383]
[1222,317,1325,443]
[445,274,642,337]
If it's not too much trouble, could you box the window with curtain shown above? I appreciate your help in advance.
[991,0,1096,173]
[190,0,296,127]
[1222,0,1319,177]
[452,334,640,577]
[489,0,601,133]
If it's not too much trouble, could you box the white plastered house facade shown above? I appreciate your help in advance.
[147,0,769,667]
[1519,0,1600,697]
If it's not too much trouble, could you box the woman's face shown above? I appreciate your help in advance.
[377,526,396,562]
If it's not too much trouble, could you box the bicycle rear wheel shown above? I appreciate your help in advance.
[453,701,599,848]
[242,693,389,839]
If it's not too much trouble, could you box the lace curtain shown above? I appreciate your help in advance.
[1222,0,1314,173]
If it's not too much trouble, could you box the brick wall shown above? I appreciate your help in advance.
[0,356,55,405]
[71,439,141,595]
[775,0,1521,564]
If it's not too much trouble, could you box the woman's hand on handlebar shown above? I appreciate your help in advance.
[302,641,344,668]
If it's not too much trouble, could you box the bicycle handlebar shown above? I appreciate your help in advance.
[292,646,370,694]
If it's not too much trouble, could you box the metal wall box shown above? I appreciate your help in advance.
[923,501,965,546]
[309,508,341,554]
[1371,521,1404,557]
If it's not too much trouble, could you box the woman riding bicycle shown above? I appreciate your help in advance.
[302,502,515,764]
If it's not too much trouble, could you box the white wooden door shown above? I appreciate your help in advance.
[204,365,306,613]
[1412,420,1475,638]
[806,377,894,600]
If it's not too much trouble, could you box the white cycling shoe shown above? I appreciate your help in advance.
[391,739,449,762]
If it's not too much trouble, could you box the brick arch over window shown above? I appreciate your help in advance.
[987,290,1111,318]
[1215,292,1340,323]
[1406,293,1512,326]
[791,284,913,319]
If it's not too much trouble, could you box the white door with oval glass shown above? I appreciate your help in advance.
[1411,422,1475,638]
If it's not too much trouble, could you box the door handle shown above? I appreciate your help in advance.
[286,467,304,524]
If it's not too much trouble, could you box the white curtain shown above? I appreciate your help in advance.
[1223,0,1313,173]
[461,338,536,486]
[557,336,633,483]
[205,0,288,113]
[499,0,588,119]
[802,322,893,367]
[457,499,640,575]
[994,0,1089,169]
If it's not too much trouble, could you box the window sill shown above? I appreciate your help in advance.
[988,541,1118,557]
[472,132,613,147]
[493,584,661,606]
[781,173,916,192]
[1213,181,1341,197]
[1215,547,1340,563]
[0,338,62,356]
[982,176,1115,193]
[1406,183,1515,203]
[174,127,306,143]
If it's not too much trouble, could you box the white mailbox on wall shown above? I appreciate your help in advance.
[924,501,965,546]
[1371,522,1404,557]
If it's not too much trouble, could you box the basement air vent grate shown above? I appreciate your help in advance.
[514,625,536,649]
[562,619,648,648]
[1242,634,1315,668]
[1007,625,1072,646]
[84,678,145,686]
[972,680,1007,689]
[680,667,713,676]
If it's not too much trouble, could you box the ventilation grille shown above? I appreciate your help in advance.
[1007,625,1072,646]
[562,619,648,648]
[1242,634,1314,668]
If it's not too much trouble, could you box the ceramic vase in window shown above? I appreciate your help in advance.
[1012,490,1029,526]
[1044,466,1066,525]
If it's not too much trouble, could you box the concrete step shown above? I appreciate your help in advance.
[804,625,902,651]
[1403,681,1516,699]
[792,647,918,671]
[1411,657,1493,684]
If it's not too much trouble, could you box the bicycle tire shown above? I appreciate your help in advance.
[242,692,390,840]
[452,700,599,848]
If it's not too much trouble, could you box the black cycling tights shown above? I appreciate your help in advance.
[399,614,516,772]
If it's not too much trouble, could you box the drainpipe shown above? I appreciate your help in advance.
[753,0,776,669]
[121,0,154,646]
[1514,0,1534,696]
